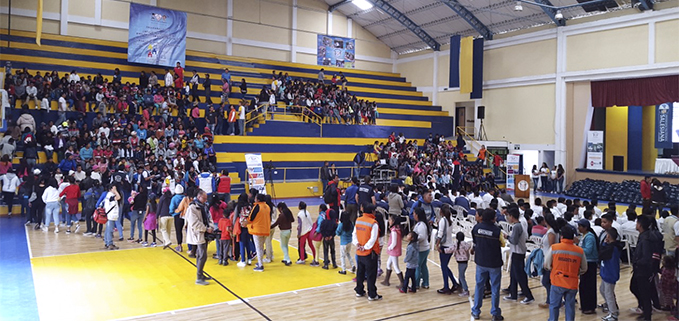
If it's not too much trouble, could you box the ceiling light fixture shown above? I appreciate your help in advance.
[554,10,563,20]
[352,0,373,11]
[514,1,523,11]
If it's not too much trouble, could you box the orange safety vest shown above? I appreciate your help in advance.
[549,239,585,290]
[355,214,380,256]
[247,201,271,236]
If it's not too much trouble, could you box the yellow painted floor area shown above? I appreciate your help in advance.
[31,240,349,321]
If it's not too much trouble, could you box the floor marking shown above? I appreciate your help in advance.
[24,226,33,259]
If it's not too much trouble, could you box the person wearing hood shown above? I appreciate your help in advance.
[1,168,21,217]
[630,215,664,321]
[169,184,186,252]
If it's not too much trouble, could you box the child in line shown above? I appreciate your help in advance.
[450,231,472,296]
[296,201,317,265]
[218,205,234,266]
[659,255,677,312]
[142,194,158,247]
[320,209,338,269]
[336,211,355,275]
[599,227,622,321]
[382,215,403,288]
[312,204,327,266]
[400,231,419,294]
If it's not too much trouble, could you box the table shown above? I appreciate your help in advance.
[654,158,679,174]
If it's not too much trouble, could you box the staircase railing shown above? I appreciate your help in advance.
[456,126,507,177]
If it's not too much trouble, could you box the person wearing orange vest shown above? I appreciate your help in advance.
[352,204,382,301]
[248,194,272,272]
[543,226,588,321]
[226,105,237,135]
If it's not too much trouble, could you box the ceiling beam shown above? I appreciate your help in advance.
[369,0,441,50]
[364,2,445,28]
[328,0,351,12]
[438,0,493,40]
[533,0,566,26]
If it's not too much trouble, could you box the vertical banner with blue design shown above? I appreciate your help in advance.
[317,35,355,68]
[655,102,673,148]
[128,3,186,67]
[245,153,267,195]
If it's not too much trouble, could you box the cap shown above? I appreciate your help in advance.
[33,169,41,175]
[68,170,75,176]
[174,185,184,194]
[131,131,137,135]
[577,219,590,229]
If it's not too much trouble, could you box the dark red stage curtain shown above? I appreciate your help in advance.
[591,75,679,107]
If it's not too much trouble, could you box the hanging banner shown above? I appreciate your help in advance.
[317,35,355,68]
[245,153,267,195]
[128,3,187,67]
[655,102,673,148]
[586,131,604,170]
[506,154,521,191]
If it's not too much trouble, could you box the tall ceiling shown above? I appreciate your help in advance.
[325,0,662,54]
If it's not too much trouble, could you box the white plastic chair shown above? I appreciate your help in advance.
[499,221,512,235]
[622,231,639,267]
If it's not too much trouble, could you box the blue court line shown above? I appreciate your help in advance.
[0,218,39,321]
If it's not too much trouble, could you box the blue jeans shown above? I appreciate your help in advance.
[44,202,60,227]
[549,285,577,321]
[458,262,468,291]
[471,265,502,317]
[105,220,116,246]
[415,250,430,287]
[227,122,235,135]
[439,251,458,290]
[66,214,78,227]
[129,210,144,239]
[542,269,552,304]
[240,228,253,262]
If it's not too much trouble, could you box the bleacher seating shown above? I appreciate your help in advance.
[1,29,455,190]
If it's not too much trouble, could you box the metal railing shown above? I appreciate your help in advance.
[456,126,508,177]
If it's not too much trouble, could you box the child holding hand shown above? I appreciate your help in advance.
[218,205,234,266]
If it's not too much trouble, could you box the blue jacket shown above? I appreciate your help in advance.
[579,232,599,263]
[336,222,353,245]
[525,248,544,277]
[600,242,621,284]
[404,242,419,269]
[169,194,184,216]
[58,159,77,173]
[79,147,93,160]
[315,210,326,233]
[344,185,358,204]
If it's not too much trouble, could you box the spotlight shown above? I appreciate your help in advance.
[555,10,563,20]
[514,1,523,11]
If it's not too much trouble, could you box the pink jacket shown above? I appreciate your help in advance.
[386,226,402,257]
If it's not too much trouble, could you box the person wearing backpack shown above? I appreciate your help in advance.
[630,215,664,321]
[324,175,341,214]
[83,180,104,237]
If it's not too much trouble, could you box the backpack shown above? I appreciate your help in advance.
[323,183,335,204]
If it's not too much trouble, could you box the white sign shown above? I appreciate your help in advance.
[586,131,604,170]
[244,153,267,195]
[506,154,521,191]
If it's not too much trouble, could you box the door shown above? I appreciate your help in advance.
[456,107,466,133]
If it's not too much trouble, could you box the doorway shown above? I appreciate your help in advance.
[455,107,466,133]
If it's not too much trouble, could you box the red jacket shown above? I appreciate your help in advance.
[217,175,231,193]
[59,184,81,200]
[640,180,651,199]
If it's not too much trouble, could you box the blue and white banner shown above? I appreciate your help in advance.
[655,102,673,148]
[245,153,267,195]
[317,35,355,68]
[128,3,186,67]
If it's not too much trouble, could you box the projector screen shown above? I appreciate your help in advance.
[674,102,679,143]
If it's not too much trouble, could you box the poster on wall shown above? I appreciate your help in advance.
[655,102,674,148]
[506,154,521,191]
[128,3,186,67]
[317,35,355,68]
[245,153,267,195]
[586,130,604,170]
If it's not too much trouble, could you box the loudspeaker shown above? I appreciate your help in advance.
[613,156,624,172]
[477,106,485,119]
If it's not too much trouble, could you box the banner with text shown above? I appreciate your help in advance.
[245,153,267,195]
[506,154,521,191]
[317,35,355,68]
[586,131,604,170]
[655,102,673,148]
[128,3,186,67]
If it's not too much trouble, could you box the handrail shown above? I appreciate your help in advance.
[456,126,507,177]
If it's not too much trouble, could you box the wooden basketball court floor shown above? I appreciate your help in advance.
[8,197,677,321]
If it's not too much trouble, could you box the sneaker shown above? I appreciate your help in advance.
[25,221,32,226]
[196,279,209,286]
[295,259,305,264]
[142,241,149,247]
[538,303,549,309]
[59,223,65,227]
[368,295,383,301]
[74,223,80,233]
[247,259,252,265]
[377,268,383,277]
[109,244,119,250]
[399,288,406,293]
[520,298,535,305]
[262,258,271,263]
[95,234,102,238]
[237,261,246,268]
[501,288,510,294]
[338,270,347,275]
[310,261,319,267]
[491,315,504,321]
[41,226,48,232]
[322,265,329,270]
[150,242,157,247]
[351,266,356,273]
[284,261,291,266]
[118,237,124,241]
[66,229,71,234]
[459,291,469,297]
[471,313,480,320]
[253,266,264,272]
[34,224,41,230]
[355,293,365,297]
[629,307,643,315]
[503,296,517,301]
[54,227,59,234]
[602,314,618,321]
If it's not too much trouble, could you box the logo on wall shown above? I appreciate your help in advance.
[655,103,673,149]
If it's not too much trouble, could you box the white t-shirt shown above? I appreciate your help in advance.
[165,72,173,87]
[238,106,245,119]
[674,220,679,237]
[69,73,80,83]
[58,97,68,111]
[104,192,119,220]
[532,205,544,218]
[297,210,313,236]
[41,98,50,111]
[620,221,637,235]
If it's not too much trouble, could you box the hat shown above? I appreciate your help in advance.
[174,185,184,194]
[69,170,75,176]
[33,169,41,175]
[62,121,68,127]
[131,131,137,135]
[577,219,590,229]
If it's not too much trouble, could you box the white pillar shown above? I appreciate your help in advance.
[327,11,332,35]
[291,0,297,62]
[227,0,233,56]
[347,18,352,37]
[648,21,655,65]
[149,0,157,6]
[432,51,439,106]
[94,0,101,25]
[554,28,567,168]
[60,0,68,35]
